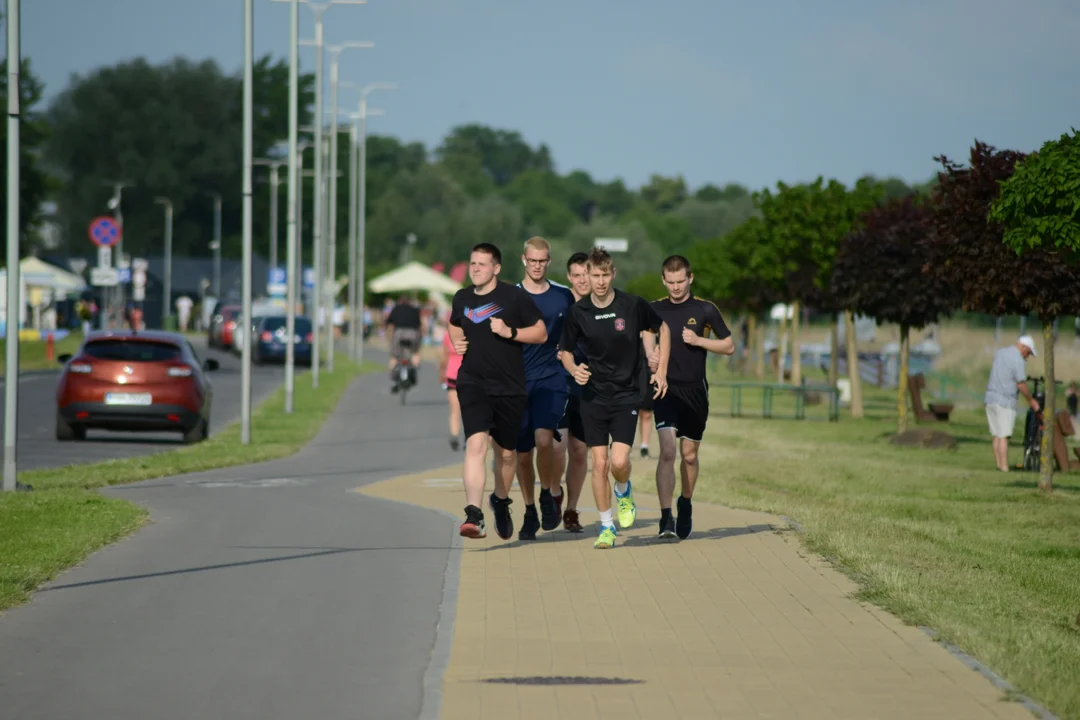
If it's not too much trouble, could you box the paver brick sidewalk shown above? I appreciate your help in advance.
[360,465,1028,720]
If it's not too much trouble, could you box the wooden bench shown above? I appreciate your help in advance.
[908,373,953,422]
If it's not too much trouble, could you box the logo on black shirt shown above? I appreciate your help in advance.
[615,318,625,331]
[464,303,502,323]
[687,317,697,325]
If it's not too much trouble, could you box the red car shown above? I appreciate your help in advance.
[56,331,219,444]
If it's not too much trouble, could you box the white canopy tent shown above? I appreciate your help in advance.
[368,261,462,296]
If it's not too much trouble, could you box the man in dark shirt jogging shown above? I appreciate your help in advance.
[645,255,734,540]
[449,243,547,541]
[560,248,671,549]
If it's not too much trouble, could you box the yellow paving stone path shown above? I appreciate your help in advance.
[358,465,1031,720]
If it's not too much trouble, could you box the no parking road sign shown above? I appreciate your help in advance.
[88,216,122,247]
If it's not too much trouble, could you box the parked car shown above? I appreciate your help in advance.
[208,304,241,349]
[252,315,313,366]
[230,302,284,355]
[56,330,219,444]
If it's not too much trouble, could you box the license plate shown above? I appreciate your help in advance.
[105,392,152,406]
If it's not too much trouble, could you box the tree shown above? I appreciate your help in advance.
[988,130,1080,490]
[45,56,314,262]
[833,196,960,433]
[0,57,52,252]
[435,124,552,191]
[753,178,881,390]
[689,218,777,377]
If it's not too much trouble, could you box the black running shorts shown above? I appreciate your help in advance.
[457,383,527,451]
[561,394,585,442]
[653,381,710,443]
[580,400,638,448]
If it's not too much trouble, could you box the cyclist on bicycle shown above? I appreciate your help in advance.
[386,295,423,390]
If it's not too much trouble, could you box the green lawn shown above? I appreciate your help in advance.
[0,332,84,372]
[0,356,377,612]
[634,386,1080,718]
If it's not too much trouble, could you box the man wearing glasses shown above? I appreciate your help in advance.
[513,236,576,540]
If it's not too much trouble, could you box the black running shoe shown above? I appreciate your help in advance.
[460,505,486,539]
[519,505,540,541]
[640,446,649,458]
[489,493,514,540]
[449,436,460,451]
[658,513,677,539]
[676,496,693,539]
[539,488,560,531]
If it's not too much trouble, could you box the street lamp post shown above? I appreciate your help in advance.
[324,42,373,373]
[241,0,254,445]
[208,193,222,298]
[102,181,131,330]
[154,198,173,328]
[284,0,300,414]
[3,0,20,492]
[353,83,395,364]
[254,158,287,272]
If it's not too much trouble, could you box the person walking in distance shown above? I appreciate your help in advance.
[439,313,464,451]
[385,294,423,391]
[449,243,547,540]
[645,255,734,539]
[557,252,592,532]
[560,248,671,549]
[513,237,576,540]
[985,335,1040,472]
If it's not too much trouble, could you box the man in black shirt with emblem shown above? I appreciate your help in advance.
[449,243,547,541]
[560,248,671,549]
[645,255,733,540]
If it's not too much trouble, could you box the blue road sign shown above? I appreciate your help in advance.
[88,216,121,247]
[117,268,132,283]
[268,267,286,284]
[303,267,315,290]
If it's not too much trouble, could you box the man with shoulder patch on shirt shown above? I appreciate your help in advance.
[449,243,548,541]
[985,335,1040,472]
[644,255,735,540]
[559,248,671,549]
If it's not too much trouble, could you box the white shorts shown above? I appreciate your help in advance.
[986,404,1017,438]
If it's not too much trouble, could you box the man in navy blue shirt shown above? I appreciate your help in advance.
[514,237,577,540]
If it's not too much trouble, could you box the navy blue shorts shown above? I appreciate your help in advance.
[516,373,569,452]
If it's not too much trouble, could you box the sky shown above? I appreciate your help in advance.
[21,0,1080,192]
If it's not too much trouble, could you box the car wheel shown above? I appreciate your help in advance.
[183,418,207,445]
[56,415,85,441]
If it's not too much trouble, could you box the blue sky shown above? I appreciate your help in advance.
[21,0,1080,191]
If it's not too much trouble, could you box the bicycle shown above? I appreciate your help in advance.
[391,337,418,405]
[1020,376,1063,471]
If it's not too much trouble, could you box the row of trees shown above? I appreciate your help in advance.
[682,134,1080,491]
[10,53,934,288]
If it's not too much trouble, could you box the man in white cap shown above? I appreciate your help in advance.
[985,335,1040,471]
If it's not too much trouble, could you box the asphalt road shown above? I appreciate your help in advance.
[0,337,285,472]
[0,365,460,720]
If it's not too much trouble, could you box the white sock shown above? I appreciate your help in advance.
[640,443,648,450]
[599,509,614,527]
[550,486,562,498]
[614,481,629,496]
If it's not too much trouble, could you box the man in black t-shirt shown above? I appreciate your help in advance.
[449,243,547,542]
[644,255,734,540]
[559,248,671,549]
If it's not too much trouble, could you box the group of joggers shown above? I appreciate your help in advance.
[442,237,733,549]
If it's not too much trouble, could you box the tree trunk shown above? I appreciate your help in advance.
[747,314,757,376]
[791,300,802,386]
[754,316,765,379]
[828,316,839,387]
[845,310,864,419]
[1038,320,1056,492]
[897,324,910,435]
[777,308,788,385]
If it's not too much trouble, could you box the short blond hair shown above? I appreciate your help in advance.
[523,236,550,254]
[586,247,613,272]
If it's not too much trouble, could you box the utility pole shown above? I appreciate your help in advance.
[154,198,173,328]
[241,0,254,444]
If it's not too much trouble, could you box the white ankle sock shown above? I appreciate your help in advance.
[599,509,614,527]
[550,486,562,497]
[614,481,629,496]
